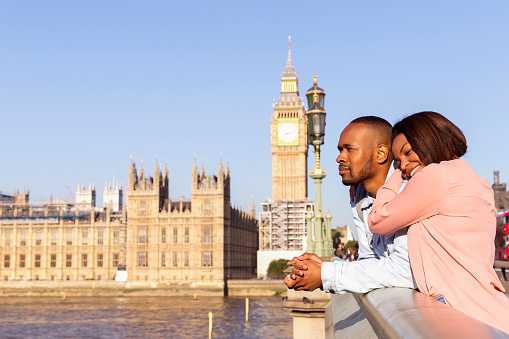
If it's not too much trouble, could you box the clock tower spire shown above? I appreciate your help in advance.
[270,37,308,200]
[281,36,298,95]
[257,38,316,277]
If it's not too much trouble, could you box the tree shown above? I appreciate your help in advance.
[331,230,343,240]
[267,259,289,279]
[344,240,358,251]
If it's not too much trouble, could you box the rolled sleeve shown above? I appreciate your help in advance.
[320,232,416,294]
[321,261,342,293]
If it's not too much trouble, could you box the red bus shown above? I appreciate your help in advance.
[495,211,509,261]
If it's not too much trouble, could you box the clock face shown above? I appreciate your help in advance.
[278,122,299,145]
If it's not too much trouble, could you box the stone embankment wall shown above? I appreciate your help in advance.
[0,279,287,297]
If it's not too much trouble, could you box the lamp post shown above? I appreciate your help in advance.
[305,75,333,257]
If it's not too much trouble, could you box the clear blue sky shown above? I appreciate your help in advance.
[1,1,508,227]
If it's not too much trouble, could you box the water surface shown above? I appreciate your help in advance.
[0,296,293,338]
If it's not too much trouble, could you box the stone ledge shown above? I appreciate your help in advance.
[327,288,509,339]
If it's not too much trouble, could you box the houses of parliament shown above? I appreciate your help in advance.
[0,39,323,282]
[0,158,258,283]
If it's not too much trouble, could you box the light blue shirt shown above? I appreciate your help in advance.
[321,171,417,294]
[350,187,386,260]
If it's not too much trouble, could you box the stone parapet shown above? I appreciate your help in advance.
[326,288,509,339]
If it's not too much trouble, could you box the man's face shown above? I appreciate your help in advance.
[336,123,376,186]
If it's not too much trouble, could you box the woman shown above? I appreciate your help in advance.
[368,111,509,333]
[344,248,353,261]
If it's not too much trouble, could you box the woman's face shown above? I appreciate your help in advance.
[392,133,426,180]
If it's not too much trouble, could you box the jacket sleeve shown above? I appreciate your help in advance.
[368,165,448,235]
[321,228,416,293]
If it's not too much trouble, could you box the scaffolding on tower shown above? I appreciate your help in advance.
[259,198,314,251]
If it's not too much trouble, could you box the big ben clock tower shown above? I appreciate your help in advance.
[258,38,315,277]
[271,37,308,200]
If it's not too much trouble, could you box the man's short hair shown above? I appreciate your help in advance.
[350,116,392,130]
[350,116,392,146]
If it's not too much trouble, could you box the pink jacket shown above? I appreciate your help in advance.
[368,159,509,334]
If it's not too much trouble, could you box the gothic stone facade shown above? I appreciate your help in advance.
[0,161,257,282]
[126,159,257,283]
[0,202,125,281]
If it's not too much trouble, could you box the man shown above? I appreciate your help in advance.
[285,116,416,293]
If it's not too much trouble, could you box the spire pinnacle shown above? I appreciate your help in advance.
[154,155,159,173]
[251,195,256,218]
[278,37,300,99]
[140,159,144,179]
[283,36,295,78]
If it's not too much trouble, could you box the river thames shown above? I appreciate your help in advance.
[0,296,293,338]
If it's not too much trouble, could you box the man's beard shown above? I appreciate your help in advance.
[342,155,374,186]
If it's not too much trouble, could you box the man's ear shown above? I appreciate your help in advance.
[375,144,389,164]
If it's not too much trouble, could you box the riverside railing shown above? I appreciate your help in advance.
[325,287,509,339]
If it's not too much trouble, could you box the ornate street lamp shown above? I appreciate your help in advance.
[305,75,333,257]
[306,75,326,144]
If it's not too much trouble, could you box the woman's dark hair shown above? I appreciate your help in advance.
[392,111,467,166]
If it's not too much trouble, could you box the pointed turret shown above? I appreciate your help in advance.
[128,160,137,190]
[154,158,159,175]
[139,160,145,181]
[192,157,198,190]
[162,162,169,201]
[251,197,256,219]
[218,157,224,186]
[154,158,160,188]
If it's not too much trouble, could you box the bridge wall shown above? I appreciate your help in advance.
[326,288,509,338]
